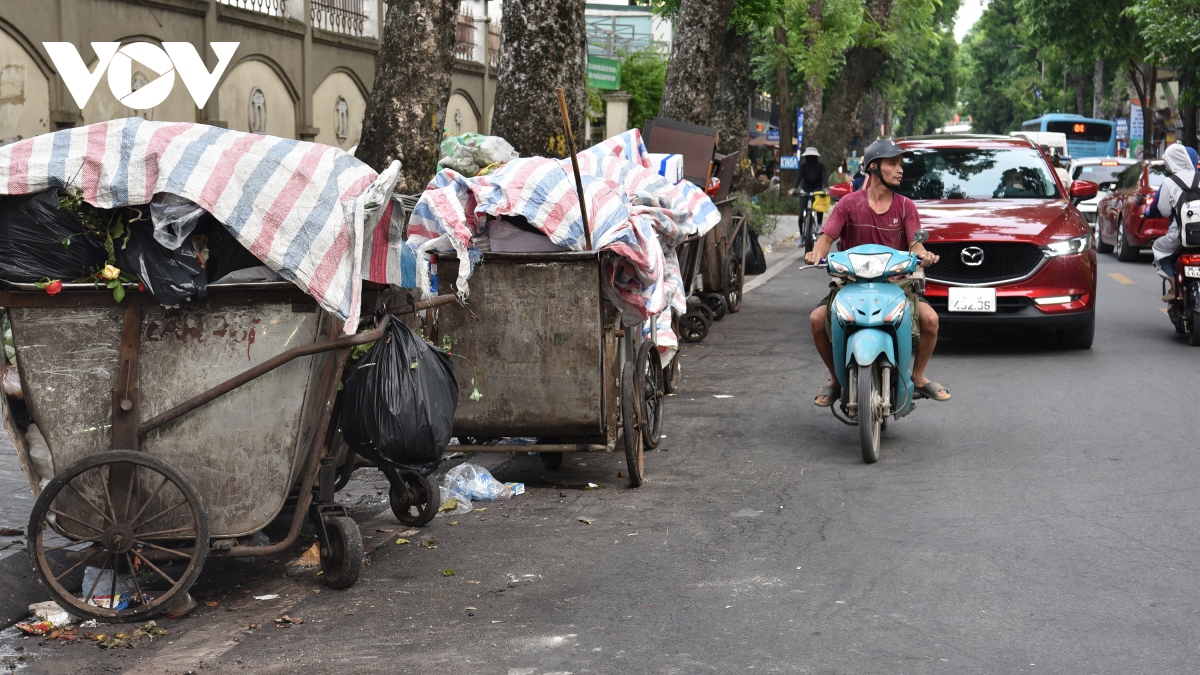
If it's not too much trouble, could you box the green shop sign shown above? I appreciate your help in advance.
[587,56,621,90]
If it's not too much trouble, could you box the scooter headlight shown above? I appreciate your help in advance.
[847,253,892,279]
[888,258,914,275]
[828,259,852,277]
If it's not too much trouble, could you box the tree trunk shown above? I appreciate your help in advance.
[658,0,737,126]
[811,46,888,167]
[1129,62,1158,158]
[774,24,794,159]
[1181,68,1197,151]
[1092,56,1104,119]
[490,0,588,158]
[1073,71,1086,116]
[711,24,752,192]
[356,0,459,192]
[802,0,824,148]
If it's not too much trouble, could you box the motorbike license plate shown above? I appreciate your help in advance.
[947,287,996,312]
[1185,266,1200,279]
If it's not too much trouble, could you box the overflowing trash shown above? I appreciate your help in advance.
[437,133,519,178]
[340,320,459,474]
[0,190,108,282]
[28,601,74,627]
[149,192,207,250]
[438,463,514,515]
[116,224,207,306]
[81,566,139,610]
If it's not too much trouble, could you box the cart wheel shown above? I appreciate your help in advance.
[539,452,564,470]
[662,351,681,394]
[389,470,439,527]
[319,516,363,589]
[724,257,744,314]
[621,367,645,487]
[27,450,209,623]
[679,312,708,343]
[702,293,727,321]
[636,340,664,450]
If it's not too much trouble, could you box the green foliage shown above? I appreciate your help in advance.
[733,193,776,237]
[751,187,800,219]
[880,0,960,134]
[1127,0,1200,104]
[957,0,1045,134]
[619,48,669,134]
[586,87,605,124]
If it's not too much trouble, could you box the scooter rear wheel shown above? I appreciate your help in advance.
[858,362,881,464]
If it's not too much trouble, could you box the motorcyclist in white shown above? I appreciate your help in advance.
[1151,143,1199,297]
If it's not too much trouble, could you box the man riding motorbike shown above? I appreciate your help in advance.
[804,139,951,406]
[1152,144,1199,300]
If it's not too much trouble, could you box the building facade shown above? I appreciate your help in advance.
[0,0,500,148]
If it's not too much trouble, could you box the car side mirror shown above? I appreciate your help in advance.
[1070,179,1099,206]
[828,182,854,201]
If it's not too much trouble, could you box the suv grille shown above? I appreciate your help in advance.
[924,242,1045,285]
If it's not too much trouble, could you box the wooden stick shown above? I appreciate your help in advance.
[556,86,592,251]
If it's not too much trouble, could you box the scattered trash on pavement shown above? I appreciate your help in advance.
[274,615,303,628]
[578,518,593,525]
[27,601,73,627]
[713,394,733,399]
[438,463,514,515]
[166,592,197,619]
[505,482,525,496]
[254,594,280,601]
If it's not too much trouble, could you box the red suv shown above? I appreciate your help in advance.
[1095,160,1170,262]
[868,135,1098,348]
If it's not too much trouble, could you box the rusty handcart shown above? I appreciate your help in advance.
[0,281,451,622]
[429,251,664,487]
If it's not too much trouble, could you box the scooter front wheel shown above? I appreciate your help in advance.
[858,362,881,463]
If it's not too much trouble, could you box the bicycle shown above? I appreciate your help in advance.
[792,189,828,254]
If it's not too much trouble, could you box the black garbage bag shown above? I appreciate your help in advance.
[735,229,767,275]
[0,191,108,282]
[204,218,264,282]
[339,321,459,474]
[116,225,208,306]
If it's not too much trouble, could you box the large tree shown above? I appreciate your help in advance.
[1128,0,1200,149]
[490,0,588,158]
[357,0,459,193]
[657,0,738,126]
[958,0,1042,134]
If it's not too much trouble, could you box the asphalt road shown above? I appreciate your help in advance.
[5,247,1200,674]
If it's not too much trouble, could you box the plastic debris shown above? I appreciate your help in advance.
[15,621,54,636]
[504,482,525,496]
[585,483,601,490]
[82,566,136,610]
[166,592,197,619]
[438,463,513,516]
[437,133,518,178]
[29,600,75,628]
[254,594,280,601]
[149,193,207,250]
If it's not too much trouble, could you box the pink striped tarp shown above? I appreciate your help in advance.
[0,118,401,333]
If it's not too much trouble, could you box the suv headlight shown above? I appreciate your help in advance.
[1043,234,1091,257]
[847,253,892,278]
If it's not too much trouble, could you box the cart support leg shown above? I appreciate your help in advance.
[111,303,143,451]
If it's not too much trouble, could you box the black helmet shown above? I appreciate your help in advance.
[863,138,912,171]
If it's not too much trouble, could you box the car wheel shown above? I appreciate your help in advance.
[1115,217,1140,262]
[1057,318,1095,349]
[1094,220,1113,253]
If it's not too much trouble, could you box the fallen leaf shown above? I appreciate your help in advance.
[475,507,486,512]
[449,521,459,526]
[401,528,419,537]
[204,601,218,608]
[248,623,259,630]
[395,538,410,545]
[0,528,21,536]
[617,470,625,478]
[578,518,592,525]
[466,580,481,584]
[297,542,321,567]
[376,528,395,533]
[443,570,456,576]
[438,497,460,512]
[465,606,477,611]
[275,615,303,625]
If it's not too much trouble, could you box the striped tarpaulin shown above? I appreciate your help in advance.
[0,118,401,333]
[407,130,720,335]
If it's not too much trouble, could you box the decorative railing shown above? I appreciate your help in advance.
[217,0,287,17]
[455,10,477,61]
[312,0,367,37]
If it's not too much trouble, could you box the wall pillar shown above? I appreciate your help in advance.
[201,0,226,127]
[297,0,319,140]
[602,90,632,139]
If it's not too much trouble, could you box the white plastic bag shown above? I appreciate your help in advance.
[150,193,208,250]
[438,463,512,516]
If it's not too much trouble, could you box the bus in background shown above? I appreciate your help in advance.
[1021,114,1117,158]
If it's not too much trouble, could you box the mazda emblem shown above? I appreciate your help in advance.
[960,246,985,266]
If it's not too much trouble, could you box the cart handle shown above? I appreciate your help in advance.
[137,315,391,438]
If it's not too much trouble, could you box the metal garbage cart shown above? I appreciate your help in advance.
[429,251,664,487]
[0,281,448,622]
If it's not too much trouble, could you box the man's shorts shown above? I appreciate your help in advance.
[819,279,924,342]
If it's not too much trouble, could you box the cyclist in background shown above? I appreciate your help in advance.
[789,147,829,250]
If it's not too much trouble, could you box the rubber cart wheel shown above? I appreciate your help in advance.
[702,293,728,321]
[27,450,209,623]
[724,256,744,314]
[319,516,363,589]
[621,366,645,487]
[636,340,664,450]
[389,470,439,527]
[539,452,564,470]
[695,303,715,327]
[679,312,708,343]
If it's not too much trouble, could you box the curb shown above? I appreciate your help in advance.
[0,549,47,629]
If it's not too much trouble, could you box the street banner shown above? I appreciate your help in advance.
[1115,117,1128,140]
[780,156,799,170]
[797,108,805,151]
[586,56,621,91]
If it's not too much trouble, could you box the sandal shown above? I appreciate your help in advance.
[914,381,951,401]
[814,382,841,407]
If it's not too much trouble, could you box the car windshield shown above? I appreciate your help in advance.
[1148,163,1168,188]
[1073,164,1128,185]
[897,148,1062,200]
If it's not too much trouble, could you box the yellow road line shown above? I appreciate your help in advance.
[1108,273,1135,285]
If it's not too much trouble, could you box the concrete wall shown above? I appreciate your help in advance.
[313,70,365,149]
[0,27,50,141]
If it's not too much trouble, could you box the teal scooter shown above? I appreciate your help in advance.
[803,230,929,463]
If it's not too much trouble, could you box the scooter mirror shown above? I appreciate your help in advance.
[911,229,929,244]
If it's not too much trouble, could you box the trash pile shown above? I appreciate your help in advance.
[407,129,721,358]
[0,118,405,332]
[437,133,518,178]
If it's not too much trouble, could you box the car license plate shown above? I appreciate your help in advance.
[1185,266,1200,279]
[948,287,997,312]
